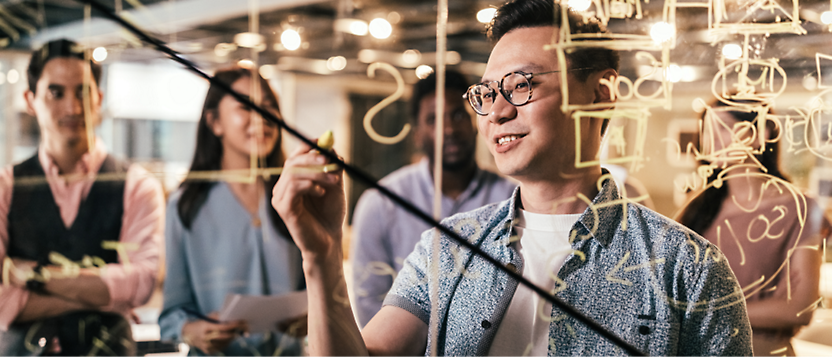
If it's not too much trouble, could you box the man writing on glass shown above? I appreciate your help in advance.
[272,0,752,354]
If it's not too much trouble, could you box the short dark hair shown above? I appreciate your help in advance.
[410,69,470,122]
[488,0,619,82]
[27,39,102,93]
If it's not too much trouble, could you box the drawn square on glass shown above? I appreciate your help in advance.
[710,0,805,36]
[574,108,649,172]
[817,53,832,89]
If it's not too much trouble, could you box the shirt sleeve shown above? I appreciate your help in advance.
[158,194,198,341]
[0,165,30,331]
[350,189,397,327]
[677,238,753,356]
[99,164,164,311]
[382,228,433,326]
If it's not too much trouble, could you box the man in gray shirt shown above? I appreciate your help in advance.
[351,70,516,327]
[271,0,751,354]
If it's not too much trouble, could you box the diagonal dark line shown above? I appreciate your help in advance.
[74,0,646,355]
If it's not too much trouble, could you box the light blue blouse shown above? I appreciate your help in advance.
[159,182,305,356]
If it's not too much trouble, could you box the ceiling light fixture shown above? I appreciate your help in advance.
[350,20,369,36]
[722,44,742,60]
[476,8,497,23]
[821,11,832,25]
[326,56,347,71]
[649,22,675,44]
[7,69,19,84]
[281,29,302,51]
[402,49,421,65]
[92,47,108,62]
[214,43,236,57]
[567,0,592,12]
[665,64,682,83]
[234,32,265,48]
[237,59,255,69]
[335,19,368,36]
[415,65,434,79]
[259,65,276,79]
[369,18,392,39]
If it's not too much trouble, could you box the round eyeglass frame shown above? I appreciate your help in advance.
[463,68,592,116]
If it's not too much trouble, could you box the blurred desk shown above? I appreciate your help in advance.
[793,308,832,356]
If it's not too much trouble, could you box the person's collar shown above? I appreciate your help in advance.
[38,138,108,178]
[498,170,622,248]
[572,170,622,248]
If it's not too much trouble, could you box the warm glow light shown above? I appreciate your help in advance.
[281,29,302,51]
[350,20,369,36]
[666,64,682,83]
[402,49,421,65]
[446,51,461,65]
[415,65,434,79]
[722,44,742,60]
[369,18,392,39]
[650,22,675,44]
[7,69,19,84]
[214,43,236,57]
[568,0,593,11]
[92,47,108,62]
[237,59,254,69]
[326,56,347,71]
[234,32,264,48]
[477,8,497,23]
[358,49,376,63]
[681,66,697,82]
[259,65,276,79]
[821,11,832,25]
[387,12,402,24]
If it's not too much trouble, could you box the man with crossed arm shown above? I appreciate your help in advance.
[272,0,752,354]
[0,39,164,355]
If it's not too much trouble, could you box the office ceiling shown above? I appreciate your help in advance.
[0,0,829,80]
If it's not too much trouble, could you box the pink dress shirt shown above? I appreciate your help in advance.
[0,140,164,330]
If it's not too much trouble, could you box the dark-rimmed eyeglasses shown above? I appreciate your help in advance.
[463,69,588,116]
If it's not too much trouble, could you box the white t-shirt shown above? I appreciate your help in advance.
[488,209,581,356]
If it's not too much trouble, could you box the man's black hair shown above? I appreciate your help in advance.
[410,69,470,122]
[488,0,619,82]
[27,39,102,93]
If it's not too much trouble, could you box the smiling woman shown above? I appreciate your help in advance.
[158,66,307,356]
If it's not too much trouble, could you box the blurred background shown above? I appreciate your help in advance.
[0,0,831,354]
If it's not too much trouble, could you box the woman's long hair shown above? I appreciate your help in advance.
[177,66,288,236]
[676,99,790,235]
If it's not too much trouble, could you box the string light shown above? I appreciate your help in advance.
[369,18,392,39]
[476,8,496,23]
[281,29,301,51]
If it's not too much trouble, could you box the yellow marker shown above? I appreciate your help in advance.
[317,130,334,151]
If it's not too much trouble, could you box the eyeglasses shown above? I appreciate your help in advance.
[463,69,589,116]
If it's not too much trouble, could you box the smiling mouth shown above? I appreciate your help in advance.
[497,134,525,146]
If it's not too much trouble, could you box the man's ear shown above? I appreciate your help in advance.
[592,69,618,104]
[24,90,36,116]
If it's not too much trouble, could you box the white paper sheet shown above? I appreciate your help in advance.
[218,291,308,333]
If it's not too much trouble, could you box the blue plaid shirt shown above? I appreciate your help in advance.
[384,177,752,356]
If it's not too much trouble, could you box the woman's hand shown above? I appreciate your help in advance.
[181,313,247,355]
[272,141,346,260]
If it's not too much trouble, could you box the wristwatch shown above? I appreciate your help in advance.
[25,264,46,293]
